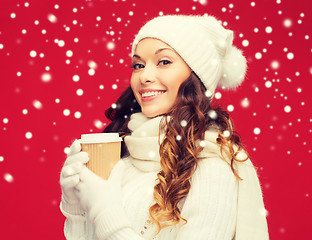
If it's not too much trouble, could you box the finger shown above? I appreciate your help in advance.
[79,165,98,182]
[74,182,82,192]
[60,174,80,189]
[73,187,80,198]
[61,162,83,178]
[73,185,84,205]
[108,160,126,185]
[67,139,81,157]
[65,152,89,166]
[74,181,87,193]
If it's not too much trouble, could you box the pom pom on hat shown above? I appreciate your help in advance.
[219,46,247,89]
[132,15,247,96]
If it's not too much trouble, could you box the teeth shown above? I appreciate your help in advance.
[142,91,165,97]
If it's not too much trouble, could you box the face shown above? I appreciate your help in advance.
[130,38,192,118]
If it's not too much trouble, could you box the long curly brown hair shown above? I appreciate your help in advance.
[104,72,248,233]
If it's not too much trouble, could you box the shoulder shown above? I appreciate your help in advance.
[193,157,237,185]
[181,157,238,218]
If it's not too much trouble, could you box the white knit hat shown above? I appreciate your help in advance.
[131,15,247,95]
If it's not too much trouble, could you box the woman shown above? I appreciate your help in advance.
[60,15,269,239]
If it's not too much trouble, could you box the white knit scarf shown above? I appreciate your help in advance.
[124,112,269,239]
[124,112,225,171]
[124,112,164,172]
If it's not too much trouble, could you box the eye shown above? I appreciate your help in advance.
[130,63,145,70]
[158,60,172,66]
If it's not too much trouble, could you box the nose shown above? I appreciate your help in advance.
[139,65,156,84]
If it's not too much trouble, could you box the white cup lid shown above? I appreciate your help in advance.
[80,133,122,143]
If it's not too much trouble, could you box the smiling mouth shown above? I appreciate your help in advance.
[140,90,166,102]
[141,90,166,97]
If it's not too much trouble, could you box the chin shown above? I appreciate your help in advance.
[142,109,165,118]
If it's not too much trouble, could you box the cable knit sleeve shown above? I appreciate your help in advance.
[175,157,238,240]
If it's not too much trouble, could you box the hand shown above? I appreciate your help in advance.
[75,161,131,239]
[60,140,89,213]
[75,160,126,222]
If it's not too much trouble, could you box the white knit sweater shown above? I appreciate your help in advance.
[60,113,269,240]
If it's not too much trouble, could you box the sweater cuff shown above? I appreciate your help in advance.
[93,205,131,239]
[60,201,87,239]
[60,199,85,216]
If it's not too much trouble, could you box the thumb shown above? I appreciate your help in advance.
[67,139,81,157]
[108,160,126,185]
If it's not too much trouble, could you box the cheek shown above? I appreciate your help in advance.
[130,74,135,88]
[130,75,137,94]
[168,89,179,106]
[166,73,188,94]
[130,75,142,103]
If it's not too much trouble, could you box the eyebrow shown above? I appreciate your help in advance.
[132,48,174,60]
[154,48,174,55]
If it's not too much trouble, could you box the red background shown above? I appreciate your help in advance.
[0,0,311,239]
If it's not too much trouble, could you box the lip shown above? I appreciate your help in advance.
[139,88,166,94]
[139,88,166,102]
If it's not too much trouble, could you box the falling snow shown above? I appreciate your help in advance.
[287,52,294,60]
[25,132,33,139]
[57,40,65,47]
[205,90,213,98]
[284,105,291,113]
[72,75,80,82]
[107,42,115,50]
[47,14,57,23]
[223,130,230,137]
[4,173,14,183]
[214,92,222,99]
[94,119,104,129]
[208,110,218,120]
[241,98,250,108]
[271,61,280,69]
[180,120,187,127]
[41,73,52,82]
[66,50,73,57]
[255,52,262,59]
[0,0,311,239]
[29,50,37,57]
[76,89,84,96]
[242,40,249,47]
[88,60,98,69]
[88,69,95,76]
[227,105,234,112]
[265,26,273,34]
[74,111,82,119]
[63,109,70,116]
[33,100,43,109]
[254,127,261,135]
[265,81,272,88]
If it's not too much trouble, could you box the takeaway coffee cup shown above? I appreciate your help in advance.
[80,133,122,179]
